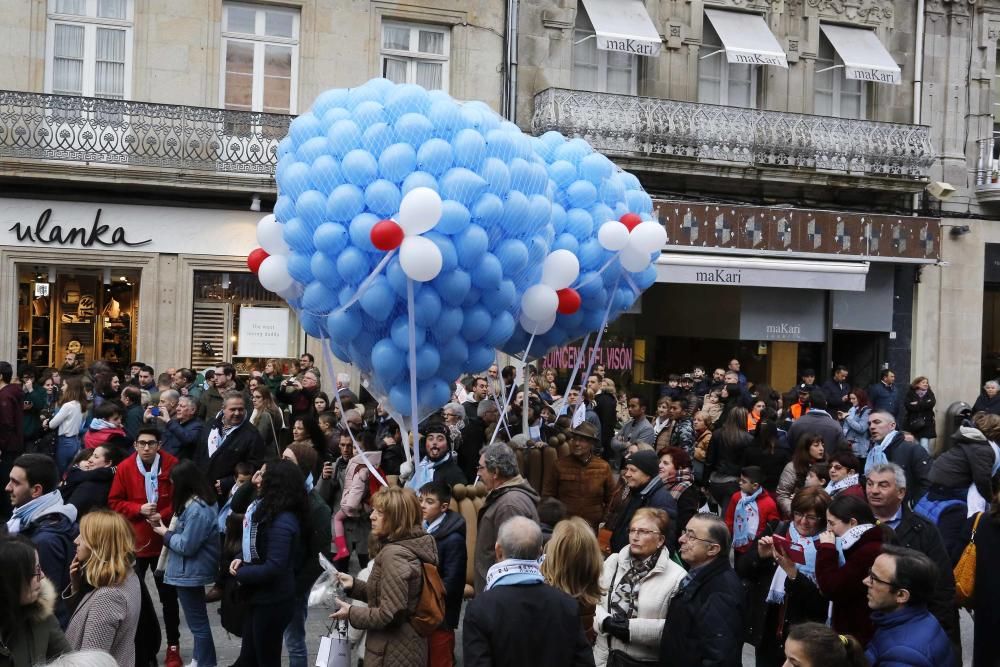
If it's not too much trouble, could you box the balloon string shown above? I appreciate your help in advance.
[332,249,397,315]
[579,273,621,396]
[487,331,536,450]
[574,253,620,290]
[406,278,421,468]
[558,332,591,416]
[621,271,641,299]
[320,340,388,488]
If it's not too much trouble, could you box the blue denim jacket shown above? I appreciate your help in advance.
[163,498,220,587]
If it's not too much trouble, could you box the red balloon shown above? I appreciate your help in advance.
[620,213,642,232]
[247,247,269,273]
[556,288,582,315]
[371,219,405,251]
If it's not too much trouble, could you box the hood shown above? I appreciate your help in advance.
[488,475,540,505]
[871,604,930,629]
[31,498,78,526]
[24,578,58,623]
[434,510,466,541]
[951,424,989,446]
[391,532,438,565]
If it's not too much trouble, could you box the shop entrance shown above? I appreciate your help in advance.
[17,265,140,371]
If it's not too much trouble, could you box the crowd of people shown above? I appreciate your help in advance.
[0,353,996,667]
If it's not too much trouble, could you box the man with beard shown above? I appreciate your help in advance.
[407,421,466,490]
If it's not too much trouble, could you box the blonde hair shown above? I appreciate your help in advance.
[692,410,714,429]
[371,486,423,542]
[79,510,134,588]
[541,517,603,607]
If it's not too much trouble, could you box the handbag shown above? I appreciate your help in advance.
[598,526,614,554]
[907,414,927,432]
[954,512,982,608]
[315,620,351,667]
[608,650,658,667]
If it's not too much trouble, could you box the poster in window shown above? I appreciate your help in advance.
[238,306,289,357]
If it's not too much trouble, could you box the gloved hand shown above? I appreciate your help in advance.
[602,616,630,642]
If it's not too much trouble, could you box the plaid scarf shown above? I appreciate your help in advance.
[663,467,695,500]
[609,549,661,619]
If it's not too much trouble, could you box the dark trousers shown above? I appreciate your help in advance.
[135,555,181,645]
[238,598,296,667]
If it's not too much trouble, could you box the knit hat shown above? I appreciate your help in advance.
[422,420,451,447]
[626,450,659,478]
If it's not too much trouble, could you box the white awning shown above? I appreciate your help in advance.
[704,9,787,69]
[820,24,900,85]
[580,0,662,57]
[655,254,869,291]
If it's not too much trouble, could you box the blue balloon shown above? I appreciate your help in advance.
[549,203,567,234]
[337,246,370,284]
[565,208,594,241]
[401,171,438,195]
[327,120,362,158]
[391,315,426,350]
[359,276,395,321]
[283,218,314,253]
[472,193,503,226]
[589,203,615,226]
[485,129,517,161]
[440,167,487,206]
[456,225,489,268]
[327,308,362,340]
[385,84,430,121]
[299,311,328,339]
[496,239,528,274]
[286,251,314,284]
[428,99,462,136]
[378,143,417,184]
[471,253,502,291]
[313,222,349,256]
[461,305,492,342]
[389,384,413,417]
[321,107,351,127]
[411,345,440,380]
[578,238,604,270]
[438,336,469,367]
[432,306,464,342]
[385,257,409,298]
[371,339,406,384]
[347,331,375,369]
[636,264,657,290]
[326,184,365,222]
[296,136,331,164]
[552,232,579,254]
[526,236,548,264]
[526,195,552,230]
[348,212,379,252]
[626,189,653,214]
[480,157,512,196]
[347,85,383,109]
[352,100,386,129]
[280,162,311,199]
[433,269,471,306]
[341,149,379,187]
[567,180,598,209]
[309,155,344,195]
[362,122,398,155]
[416,138,454,176]
[424,232,458,272]
[548,160,577,188]
[467,344,495,371]
[413,288,443,327]
[364,179,402,217]
[273,195,295,223]
[295,190,327,227]
[310,252,342,288]
[289,113,323,144]
[579,152,613,185]
[395,113,434,147]
[484,311,516,346]
[312,89,349,118]
[600,175,626,205]
[302,281,339,314]
[452,129,486,169]
[437,200,471,234]
[420,379,451,411]
[481,279,517,315]
[501,191,530,234]
[277,136,295,157]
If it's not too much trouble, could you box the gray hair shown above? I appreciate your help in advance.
[159,389,179,404]
[870,410,897,425]
[690,512,732,559]
[178,395,199,410]
[337,372,350,384]
[985,381,999,391]
[43,651,118,667]
[481,442,519,479]
[443,402,464,418]
[477,399,498,419]
[866,462,907,490]
[497,516,542,560]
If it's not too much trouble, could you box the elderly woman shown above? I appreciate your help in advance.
[973,380,1000,415]
[657,447,699,545]
[441,401,465,452]
[332,487,438,667]
[594,508,686,666]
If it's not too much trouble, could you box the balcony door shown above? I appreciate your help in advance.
[572,6,638,95]
[697,21,757,108]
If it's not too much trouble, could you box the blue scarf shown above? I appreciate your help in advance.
[136,454,161,505]
[6,490,73,534]
[407,452,452,491]
[423,513,446,534]
[865,432,895,473]
[732,487,763,548]
[484,559,544,590]
[242,499,260,562]
[304,472,314,493]
[765,523,818,604]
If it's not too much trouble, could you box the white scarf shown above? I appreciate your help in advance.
[652,417,670,436]
[485,558,544,590]
[836,523,875,566]
[765,523,818,604]
[207,422,239,458]
[137,453,161,504]
[825,473,859,496]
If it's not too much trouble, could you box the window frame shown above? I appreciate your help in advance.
[379,20,451,91]
[697,20,758,109]
[571,27,639,95]
[219,2,300,115]
[814,34,868,120]
[44,0,134,99]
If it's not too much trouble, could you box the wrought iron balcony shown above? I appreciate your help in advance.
[0,90,290,176]
[532,88,935,183]
[975,133,1000,203]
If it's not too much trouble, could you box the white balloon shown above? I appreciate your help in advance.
[519,310,556,335]
[597,221,630,251]
[520,284,558,322]
[277,281,303,301]
[398,187,443,236]
[399,235,443,282]
[257,255,294,293]
[540,249,580,289]
[629,220,667,254]
[619,244,652,273]
[257,214,290,256]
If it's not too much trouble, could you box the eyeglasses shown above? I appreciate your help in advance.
[135,440,160,448]
[866,567,897,589]
[627,528,662,538]
[793,511,820,522]
[681,530,718,546]
[33,565,45,580]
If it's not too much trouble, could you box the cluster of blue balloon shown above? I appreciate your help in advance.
[260,77,659,417]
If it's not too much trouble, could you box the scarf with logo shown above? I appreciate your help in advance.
[766,523,818,604]
[732,487,763,548]
[485,558,544,590]
[836,523,875,566]
[137,453,161,504]
[825,473,860,497]
[242,499,261,562]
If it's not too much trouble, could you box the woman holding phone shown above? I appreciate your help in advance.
[740,487,832,667]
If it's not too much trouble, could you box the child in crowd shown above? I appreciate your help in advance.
[61,445,124,515]
[805,463,831,489]
[419,481,467,667]
[82,401,127,449]
[726,466,781,568]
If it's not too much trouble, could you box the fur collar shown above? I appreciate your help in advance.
[24,578,57,623]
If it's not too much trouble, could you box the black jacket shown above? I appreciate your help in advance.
[594,393,618,453]
[193,417,270,502]
[787,410,847,452]
[60,466,115,516]
[463,582,594,667]
[457,418,487,482]
[903,388,937,439]
[961,510,1000,667]
[821,379,851,415]
[430,510,467,629]
[883,433,932,505]
[890,508,961,660]
[610,478,679,553]
[659,557,746,667]
[971,392,1000,416]
[431,455,468,488]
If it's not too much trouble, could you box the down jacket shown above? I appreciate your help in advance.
[593,546,686,667]
[865,605,953,667]
[0,579,70,667]
[928,425,998,499]
[340,450,382,517]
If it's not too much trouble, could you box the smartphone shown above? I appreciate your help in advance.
[150,407,160,417]
[771,535,806,564]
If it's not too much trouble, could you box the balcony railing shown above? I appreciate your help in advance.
[976,133,1000,190]
[0,90,291,175]
[532,88,935,181]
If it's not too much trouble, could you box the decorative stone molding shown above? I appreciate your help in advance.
[786,0,892,26]
[666,21,686,49]
[541,7,574,31]
[785,37,801,62]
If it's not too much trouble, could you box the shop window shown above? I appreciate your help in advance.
[698,20,756,108]
[191,271,299,376]
[45,0,132,100]
[17,266,139,370]
[572,8,638,95]
[221,2,299,114]
[814,34,866,120]
[380,21,450,90]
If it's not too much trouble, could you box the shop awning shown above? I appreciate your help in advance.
[580,0,662,57]
[820,24,900,85]
[655,254,869,291]
[704,9,787,68]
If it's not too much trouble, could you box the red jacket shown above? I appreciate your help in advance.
[108,451,177,558]
[82,425,127,449]
[724,488,781,552]
[816,525,884,646]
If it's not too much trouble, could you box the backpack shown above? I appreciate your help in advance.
[409,559,446,637]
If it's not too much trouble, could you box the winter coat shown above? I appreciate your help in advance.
[316,455,349,513]
[347,532,437,667]
[160,417,204,460]
[594,393,619,452]
[842,406,871,459]
[81,424,126,450]
[821,379,851,416]
[122,404,144,442]
[775,462,804,518]
[865,605,954,667]
[881,433,933,505]
[593,546,686,667]
[815,525,884,646]
[293,490,333,596]
[868,382,902,419]
[658,557,746,667]
[193,417,270,502]
[108,452,177,559]
[724,489,781,553]
[670,417,695,454]
[474,476,540,593]
[609,478,679,554]
[163,498,220,587]
[251,408,282,460]
[463,582,595,667]
[971,392,1000,416]
[198,385,224,423]
[705,428,752,480]
[960,510,1000,667]
[743,444,791,493]
[341,451,383,517]
[429,455,467,489]
[692,429,711,463]
[19,499,79,625]
[61,466,115,516]
[541,453,615,530]
[610,417,655,456]
[428,511,467,629]
[235,510,300,605]
[0,579,71,667]
[928,426,997,499]
[903,389,937,439]
[65,569,141,666]
[787,410,847,453]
